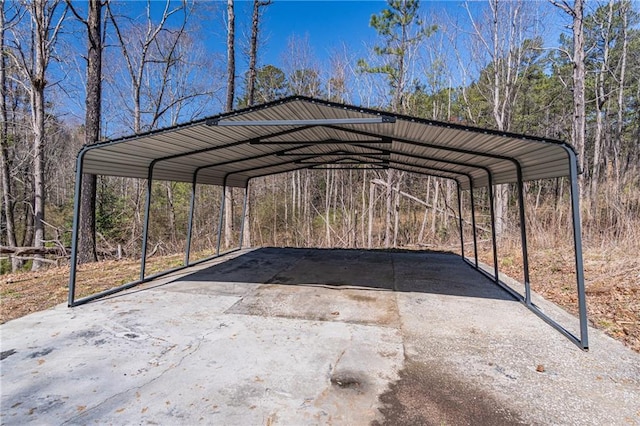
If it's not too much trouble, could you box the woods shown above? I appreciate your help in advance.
[0,0,639,275]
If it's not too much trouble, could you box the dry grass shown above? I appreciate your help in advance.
[479,237,640,353]
[0,253,187,323]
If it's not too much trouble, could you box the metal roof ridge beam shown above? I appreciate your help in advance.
[209,117,396,126]
[251,139,391,145]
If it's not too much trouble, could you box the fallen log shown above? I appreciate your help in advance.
[0,256,59,265]
[0,246,66,256]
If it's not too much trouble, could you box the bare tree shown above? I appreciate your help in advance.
[589,0,614,208]
[551,0,586,196]
[0,0,22,270]
[246,0,271,106]
[613,0,630,185]
[107,0,185,133]
[464,0,543,235]
[282,34,323,97]
[6,0,66,270]
[67,0,105,264]
[223,0,235,248]
[225,0,235,111]
[326,46,351,103]
[106,1,222,253]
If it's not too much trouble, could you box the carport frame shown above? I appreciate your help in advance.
[67,97,588,350]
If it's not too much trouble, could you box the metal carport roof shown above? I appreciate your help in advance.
[68,96,588,350]
[79,96,578,190]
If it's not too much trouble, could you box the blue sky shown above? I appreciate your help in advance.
[234,0,479,66]
[258,1,384,63]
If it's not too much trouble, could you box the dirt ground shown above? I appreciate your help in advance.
[1,246,638,353]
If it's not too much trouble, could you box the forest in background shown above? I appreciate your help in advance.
[1,0,639,345]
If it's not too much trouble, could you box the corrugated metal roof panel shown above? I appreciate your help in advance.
[80,96,575,190]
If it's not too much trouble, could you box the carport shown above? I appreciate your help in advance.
[67,96,588,349]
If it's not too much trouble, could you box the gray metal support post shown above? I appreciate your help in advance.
[487,175,499,282]
[185,175,197,266]
[67,149,87,307]
[456,181,464,259]
[216,177,228,256]
[140,165,154,281]
[565,148,589,349]
[239,181,249,249]
[469,183,478,267]
[516,168,531,305]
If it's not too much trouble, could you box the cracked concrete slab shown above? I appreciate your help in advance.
[1,247,639,425]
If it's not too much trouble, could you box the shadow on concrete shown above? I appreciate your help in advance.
[169,247,516,302]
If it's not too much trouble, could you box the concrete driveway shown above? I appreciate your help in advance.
[1,248,639,425]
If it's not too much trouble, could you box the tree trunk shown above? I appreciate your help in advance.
[242,188,251,247]
[393,176,401,247]
[224,187,233,248]
[304,171,310,243]
[383,169,393,248]
[0,5,21,271]
[361,170,367,246]
[78,0,102,264]
[368,180,375,248]
[572,0,587,195]
[418,177,431,243]
[614,0,628,188]
[225,0,235,111]
[325,169,331,246]
[284,177,288,240]
[31,83,45,271]
[430,179,439,235]
[590,0,614,215]
[29,0,51,271]
[248,1,262,106]
[494,183,508,235]
[166,182,176,244]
